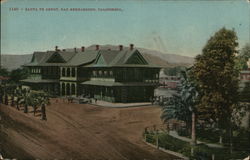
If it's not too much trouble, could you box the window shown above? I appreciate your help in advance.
[72,68,76,77]
[71,84,76,95]
[110,71,113,76]
[156,74,159,79]
[104,70,108,76]
[67,68,71,77]
[62,68,65,77]
[61,83,65,96]
[93,71,97,77]
[99,70,102,76]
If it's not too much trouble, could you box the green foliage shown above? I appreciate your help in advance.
[161,71,199,128]
[156,133,191,157]
[239,82,250,102]
[9,68,29,83]
[161,94,192,125]
[236,43,250,70]
[191,27,239,129]
[235,56,248,71]
[0,68,9,76]
[145,132,248,160]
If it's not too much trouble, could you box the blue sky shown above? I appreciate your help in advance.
[1,0,249,57]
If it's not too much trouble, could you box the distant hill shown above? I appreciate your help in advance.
[1,54,32,71]
[1,45,194,70]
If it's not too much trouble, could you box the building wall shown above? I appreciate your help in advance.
[82,85,155,103]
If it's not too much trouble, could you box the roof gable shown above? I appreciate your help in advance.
[95,54,107,66]
[46,52,66,63]
[31,55,36,63]
[125,50,148,65]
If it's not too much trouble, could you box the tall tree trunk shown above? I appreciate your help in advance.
[24,104,28,113]
[16,98,20,110]
[191,112,196,145]
[41,104,47,120]
[229,126,233,154]
[5,95,8,105]
[11,96,14,106]
[219,135,223,144]
[191,112,196,156]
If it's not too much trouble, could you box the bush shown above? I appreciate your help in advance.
[177,127,190,137]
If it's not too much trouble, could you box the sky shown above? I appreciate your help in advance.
[1,0,249,57]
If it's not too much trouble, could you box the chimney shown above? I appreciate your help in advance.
[130,44,134,50]
[96,45,99,50]
[81,46,85,52]
[55,46,58,51]
[74,47,77,53]
[119,45,123,51]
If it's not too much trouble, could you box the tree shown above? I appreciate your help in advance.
[239,82,250,103]
[192,28,239,145]
[161,70,199,146]
[9,68,29,84]
[0,68,9,77]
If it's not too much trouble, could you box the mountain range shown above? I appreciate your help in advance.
[1,45,194,71]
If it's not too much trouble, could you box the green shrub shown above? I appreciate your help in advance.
[177,128,190,137]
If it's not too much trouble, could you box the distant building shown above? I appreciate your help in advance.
[159,75,180,89]
[21,44,161,103]
[239,61,250,81]
[239,59,250,90]
[239,58,250,129]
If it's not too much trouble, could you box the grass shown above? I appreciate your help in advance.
[144,132,249,160]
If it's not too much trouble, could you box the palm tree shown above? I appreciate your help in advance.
[161,71,199,154]
[15,87,23,110]
[37,92,50,120]
[23,89,31,113]
[180,71,199,145]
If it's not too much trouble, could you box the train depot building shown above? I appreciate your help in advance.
[21,44,161,103]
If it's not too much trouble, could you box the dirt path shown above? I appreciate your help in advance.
[0,99,178,160]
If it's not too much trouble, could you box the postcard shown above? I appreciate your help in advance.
[0,0,249,159]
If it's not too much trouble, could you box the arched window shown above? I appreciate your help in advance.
[71,84,76,95]
[93,70,97,76]
[110,71,113,76]
[104,70,108,76]
[67,68,71,77]
[66,83,70,95]
[99,70,102,76]
[61,83,65,96]
[72,68,76,77]
[62,68,65,77]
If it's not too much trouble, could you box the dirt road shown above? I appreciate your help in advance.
[0,99,178,160]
